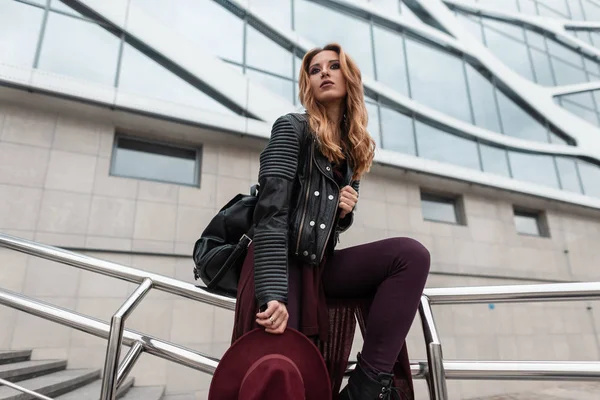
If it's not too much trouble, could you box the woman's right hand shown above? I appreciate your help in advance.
[256,300,289,334]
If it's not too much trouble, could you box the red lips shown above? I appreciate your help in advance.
[320,80,334,88]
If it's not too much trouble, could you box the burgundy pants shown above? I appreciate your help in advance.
[289,237,430,374]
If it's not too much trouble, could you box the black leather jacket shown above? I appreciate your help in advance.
[253,113,360,308]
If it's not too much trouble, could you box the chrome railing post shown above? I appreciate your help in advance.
[419,295,448,400]
[116,341,144,389]
[100,278,153,400]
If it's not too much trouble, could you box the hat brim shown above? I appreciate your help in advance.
[208,328,331,400]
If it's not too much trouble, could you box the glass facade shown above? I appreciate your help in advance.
[0,0,599,200]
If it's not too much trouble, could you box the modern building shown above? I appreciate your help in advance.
[0,0,599,398]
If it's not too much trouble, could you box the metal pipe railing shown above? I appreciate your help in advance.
[0,377,54,400]
[419,296,448,400]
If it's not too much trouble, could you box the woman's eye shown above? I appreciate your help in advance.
[331,63,340,70]
[310,68,320,75]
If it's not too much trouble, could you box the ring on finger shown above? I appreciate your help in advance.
[269,316,275,325]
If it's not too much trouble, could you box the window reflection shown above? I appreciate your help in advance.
[530,48,555,86]
[551,58,588,85]
[555,157,583,194]
[373,26,410,96]
[118,43,235,115]
[38,12,120,86]
[496,90,549,142]
[416,121,481,170]
[294,0,374,77]
[560,101,600,126]
[246,25,293,78]
[246,69,294,103]
[483,27,534,81]
[508,151,560,189]
[131,0,243,63]
[480,143,510,177]
[249,0,292,30]
[0,1,43,68]
[465,65,501,132]
[380,106,415,155]
[578,160,600,197]
[405,39,472,123]
[366,102,381,147]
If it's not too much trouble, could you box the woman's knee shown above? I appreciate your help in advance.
[389,237,431,275]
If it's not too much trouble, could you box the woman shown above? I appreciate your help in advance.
[232,43,430,400]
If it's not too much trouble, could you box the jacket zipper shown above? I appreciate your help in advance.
[295,141,314,255]
[313,157,343,262]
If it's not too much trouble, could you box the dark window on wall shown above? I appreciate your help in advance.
[111,135,202,187]
[513,208,550,237]
[420,191,466,225]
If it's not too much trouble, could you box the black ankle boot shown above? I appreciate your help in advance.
[339,361,401,400]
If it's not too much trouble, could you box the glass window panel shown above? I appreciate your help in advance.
[592,32,600,48]
[578,159,600,197]
[518,0,538,14]
[539,0,570,15]
[556,157,583,193]
[366,102,381,147]
[295,56,303,82]
[373,26,409,96]
[561,100,600,126]
[547,40,583,65]
[582,0,600,21]
[584,57,600,76]
[484,28,534,81]
[246,69,294,103]
[246,25,293,78]
[405,39,472,122]
[496,90,549,142]
[530,48,556,85]
[482,18,524,41]
[593,91,600,109]
[131,0,243,63]
[562,91,595,109]
[537,3,569,18]
[380,106,415,155]
[465,65,502,132]
[119,43,234,115]
[50,0,85,17]
[514,213,541,236]
[398,2,422,24]
[569,0,586,19]
[480,143,510,177]
[294,0,374,77]
[550,57,588,85]
[421,197,458,224]
[370,0,400,13]
[456,13,483,42]
[0,1,43,68]
[549,130,569,145]
[249,0,292,30]
[38,12,119,86]
[508,151,560,188]
[415,121,481,170]
[525,29,546,50]
[112,137,198,186]
[572,30,593,46]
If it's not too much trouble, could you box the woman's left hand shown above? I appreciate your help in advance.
[338,185,358,219]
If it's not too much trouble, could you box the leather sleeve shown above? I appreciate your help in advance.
[253,115,300,309]
[337,179,360,233]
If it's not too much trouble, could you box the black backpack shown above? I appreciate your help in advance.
[192,184,259,297]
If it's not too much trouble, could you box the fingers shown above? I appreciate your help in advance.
[256,301,278,320]
[265,317,288,334]
[256,301,289,335]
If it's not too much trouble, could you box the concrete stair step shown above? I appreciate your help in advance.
[120,386,164,400]
[0,360,67,383]
[54,377,134,400]
[0,352,31,366]
[0,369,100,400]
[160,395,196,400]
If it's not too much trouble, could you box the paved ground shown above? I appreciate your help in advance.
[469,382,600,400]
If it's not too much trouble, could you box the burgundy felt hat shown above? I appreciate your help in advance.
[208,328,332,400]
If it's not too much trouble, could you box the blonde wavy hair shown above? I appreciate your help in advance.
[299,43,375,180]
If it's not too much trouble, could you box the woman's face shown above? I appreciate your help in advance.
[308,50,347,105]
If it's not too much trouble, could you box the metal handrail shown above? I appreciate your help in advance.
[1,232,600,400]
[0,377,53,400]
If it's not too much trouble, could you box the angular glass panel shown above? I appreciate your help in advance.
[561,100,600,126]
[415,121,481,170]
[571,30,593,46]
[373,26,409,96]
[295,56,303,82]
[366,102,381,147]
[249,0,292,30]
[582,0,600,21]
[112,136,198,186]
[484,28,534,81]
[480,143,510,177]
[482,18,524,41]
[455,13,483,42]
[370,0,400,13]
[0,1,43,68]
[246,69,294,103]
[405,39,471,122]
[592,32,600,48]
[569,0,586,20]
[131,0,243,63]
[551,58,588,85]
[398,1,422,24]
[518,0,538,14]
[530,48,555,86]
[380,106,415,155]
[584,57,600,76]
[561,91,595,109]
[547,40,583,66]
[537,3,569,18]
[119,43,235,115]
[578,159,600,197]
[294,0,374,77]
[246,25,293,78]
[496,90,549,142]
[556,157,583,193]
[38,12,120,86]
[465,65,502,132]
[549,130,569,145]
[508,151,560,189]
[525,29,546,50]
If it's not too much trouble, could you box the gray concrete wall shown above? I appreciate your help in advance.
[0,101,599,399]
